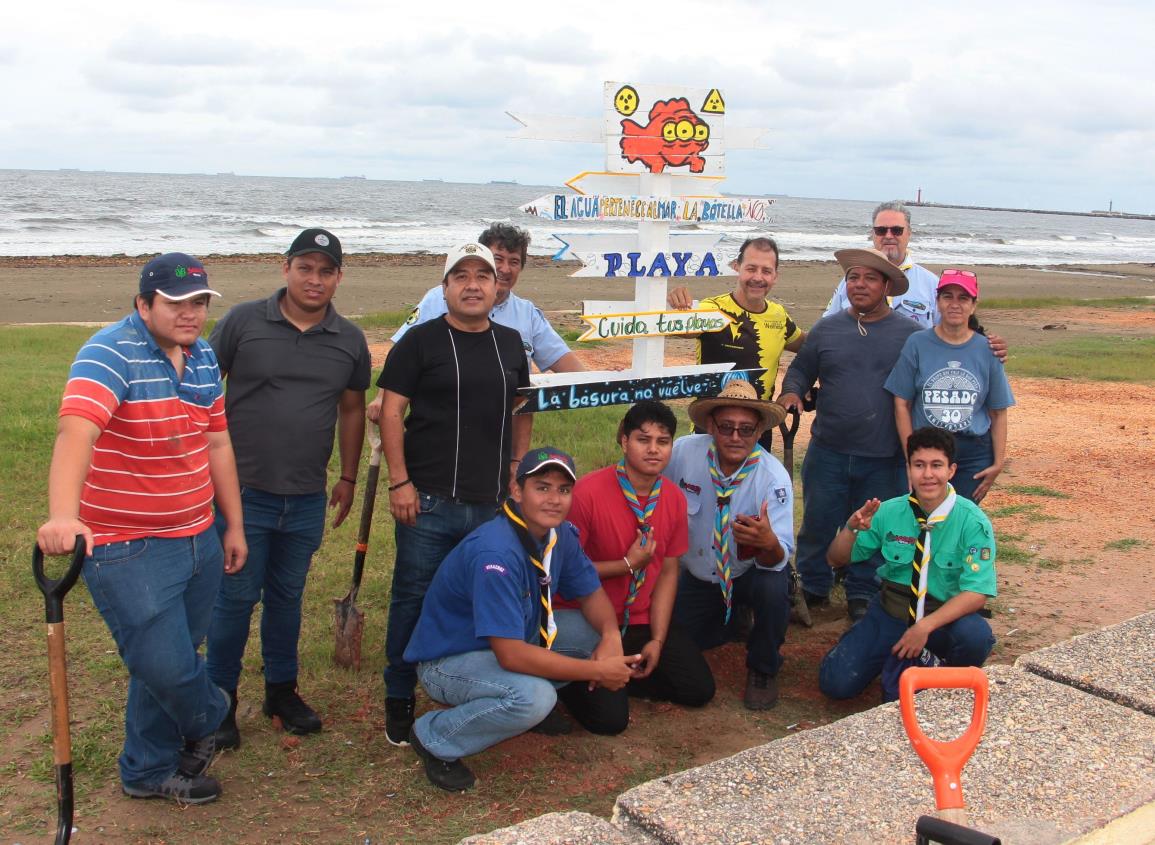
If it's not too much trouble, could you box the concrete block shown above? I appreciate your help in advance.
[459,811,654,845]
[1018,610,1155,716]
[614,666,1155,845]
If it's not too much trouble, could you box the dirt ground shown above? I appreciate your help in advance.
[3,256,1154,843]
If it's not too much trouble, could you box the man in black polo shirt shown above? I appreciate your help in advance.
[206,228,371,747]
[377,242,532,745]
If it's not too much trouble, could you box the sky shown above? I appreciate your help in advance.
[3,0,1153,214]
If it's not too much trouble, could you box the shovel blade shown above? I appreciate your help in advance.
[333,595,365,671]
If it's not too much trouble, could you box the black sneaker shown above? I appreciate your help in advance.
[263,681,322,735]
[180,732,217,778]
[803,590,830,609]
[214,688,241,751]
[410,730,476,792]
[123,770,222,804]
[385,696,416,746]
[743,669,779,711]
[847,598,869,622]
[530,705,572,736]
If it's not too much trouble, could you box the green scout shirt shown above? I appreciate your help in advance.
[852,495,997,602]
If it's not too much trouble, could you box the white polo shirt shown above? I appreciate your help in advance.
[666,433,795,581]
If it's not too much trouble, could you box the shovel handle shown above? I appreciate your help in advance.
[350,430,383,593]
[900,667,989,812]
[33,537,87,625]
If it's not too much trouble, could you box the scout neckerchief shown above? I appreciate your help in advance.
[615,458,662,634]
[906,484,957,623]
[707,443,763,624]
[502,499,558,649]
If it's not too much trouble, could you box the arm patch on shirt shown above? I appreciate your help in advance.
[483,562,508,576]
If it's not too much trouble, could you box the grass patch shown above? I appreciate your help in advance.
[1103,537,1149,551]
[350,309,413,331]
[1001,484,1071,499]
[1005,336,1155,382]
[982,296,1155,310]
[997,540,1037,565]
[988,503,1040,518]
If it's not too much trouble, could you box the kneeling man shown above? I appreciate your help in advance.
[667,380,794,710]
[403,447,638,791]
[819,427,997,702]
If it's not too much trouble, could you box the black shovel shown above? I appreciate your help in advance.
[777,408,812,628]
[32,536,87,845]
[333,428,382,670]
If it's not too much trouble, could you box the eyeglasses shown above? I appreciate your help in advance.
[873,226,906,237]
[715,422,758,438]
[940,269,977,278]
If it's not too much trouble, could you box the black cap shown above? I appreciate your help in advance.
[286,228,342,267]
[515,446,577,483]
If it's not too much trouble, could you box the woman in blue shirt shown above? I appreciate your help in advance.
[886,270,1014,502]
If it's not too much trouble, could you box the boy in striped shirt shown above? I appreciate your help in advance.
[37,253,246,805]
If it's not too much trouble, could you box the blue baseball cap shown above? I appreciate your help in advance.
[139,253,221,301]
[515,446,577,483]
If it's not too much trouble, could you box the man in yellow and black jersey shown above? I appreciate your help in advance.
[669,236,805,451]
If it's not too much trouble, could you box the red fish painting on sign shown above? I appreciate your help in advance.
[619,97,711,174]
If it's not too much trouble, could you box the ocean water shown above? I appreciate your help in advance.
[2,169,1153,266]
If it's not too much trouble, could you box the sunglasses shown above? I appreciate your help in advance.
[873,226,906,236]
[941,269,977,279]
[715,422,758,438]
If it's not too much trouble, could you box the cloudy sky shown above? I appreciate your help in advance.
[4,0,1152,213]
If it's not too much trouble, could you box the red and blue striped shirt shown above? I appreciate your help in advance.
[59,312,227,545]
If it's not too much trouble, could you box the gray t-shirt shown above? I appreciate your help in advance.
[781,310,919,458]
[210,290,372,494]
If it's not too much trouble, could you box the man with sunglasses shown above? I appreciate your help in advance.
[822,201,939,327]
[665,380,794,710]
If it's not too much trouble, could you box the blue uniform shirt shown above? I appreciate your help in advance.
[403,515,602,664]
[886,329,1015,436]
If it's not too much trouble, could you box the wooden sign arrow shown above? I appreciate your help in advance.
[551,232,728,261]
[520,194,771,224]
[577,308,732,341]
[565,170,724,198]
[568,250,733,278]
[516,367,766,414]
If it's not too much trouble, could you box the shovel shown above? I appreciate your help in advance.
[333,427,382,670]
[900,666,991,832]
[777,407,811,627]
[32,536,87,845]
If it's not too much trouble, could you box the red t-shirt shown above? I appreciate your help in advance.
[558,465,688,626]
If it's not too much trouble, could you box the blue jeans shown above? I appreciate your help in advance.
[672,566,790,676]
[795,441,907,602]
[951,432,993,502]
[206,488,326,689]
[82,530,230,787]
[818,596,995,701]
[412,610,595,760]
[384,494,497,699]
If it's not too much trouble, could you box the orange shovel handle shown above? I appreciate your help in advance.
[899,667,989,812]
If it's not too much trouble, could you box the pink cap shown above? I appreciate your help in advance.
[937,268,979,298]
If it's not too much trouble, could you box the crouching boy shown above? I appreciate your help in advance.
[819,427,997,702]
[403,447,639,791]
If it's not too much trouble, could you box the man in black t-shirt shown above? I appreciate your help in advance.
[376,242,532,746]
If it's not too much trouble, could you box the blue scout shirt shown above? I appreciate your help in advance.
[885,329,1015,437]
[852,495,998,602]
[404,515,602,664]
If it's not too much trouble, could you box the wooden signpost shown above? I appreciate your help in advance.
[509,81,770,413]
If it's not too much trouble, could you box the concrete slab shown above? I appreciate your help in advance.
[613,666,1155,845]
[1018,610,1155,716]
[459,811,654,845]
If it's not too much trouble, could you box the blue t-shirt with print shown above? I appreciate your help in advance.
[886,329,1015,436]
[403,514,601,664]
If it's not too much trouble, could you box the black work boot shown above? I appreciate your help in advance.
[213,688,241,751]
[263,680,322,735]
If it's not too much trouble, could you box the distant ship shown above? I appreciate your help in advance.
[489,179,519,185]
[341,175,367,180]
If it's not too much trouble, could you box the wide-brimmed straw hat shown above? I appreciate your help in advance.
[834,248,908,296]
[688,379,787,433]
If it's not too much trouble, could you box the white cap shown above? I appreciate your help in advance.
[443,242,497,279]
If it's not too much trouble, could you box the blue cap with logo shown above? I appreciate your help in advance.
[515,446,577,483]
[139,253,221,301]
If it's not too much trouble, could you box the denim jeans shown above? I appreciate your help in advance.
[206,488,326,689]
[384,493,497,699]
[951,432,993,502]
[794,441,907,602]
[818,595,995,701]
[82,529,230,787]
[412,609,596,760]
[672,566,790,676]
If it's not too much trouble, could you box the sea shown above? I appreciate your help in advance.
[2,169,1153,266]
